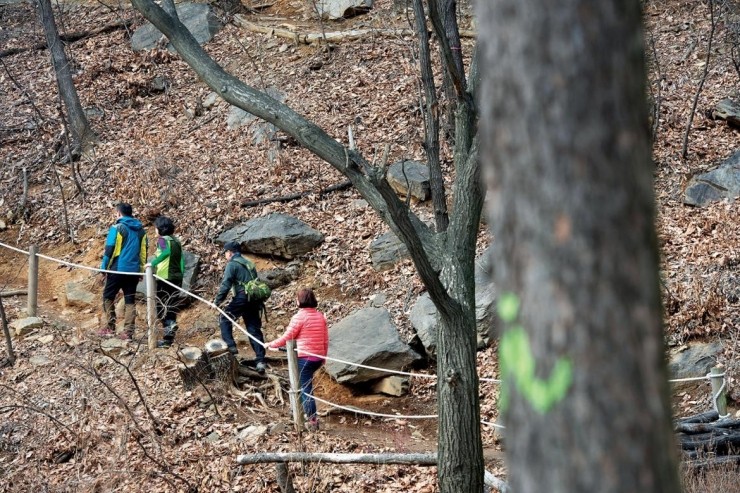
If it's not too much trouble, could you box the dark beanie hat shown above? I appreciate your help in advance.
[223,241,241,253]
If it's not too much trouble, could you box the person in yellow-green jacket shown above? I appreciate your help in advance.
[147,216,185,348]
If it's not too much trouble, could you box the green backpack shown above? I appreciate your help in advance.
[233,257,271,303]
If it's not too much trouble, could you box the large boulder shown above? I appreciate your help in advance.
[684,150,740,206]
[409,248,496,359]
[668,341,723,383]
[64,281,96,308]
[216,214,324,260]
[131,3,222,52]
[369,231,409,271]
[316,0,373,20]
[387,160,430,202]
[325,307,421,384]
[11,317,43,337]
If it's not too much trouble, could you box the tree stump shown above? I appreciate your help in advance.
[177,346,208,390]
[205,339,237,386]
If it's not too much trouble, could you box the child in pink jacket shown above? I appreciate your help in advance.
[267,288,328,430]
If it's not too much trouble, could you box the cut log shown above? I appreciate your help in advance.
[205,339,237,385]
[0,290,27,298]
[678,431,740,454]
[676,411,719,425]
[237,452,438,465]
[684,454,740,471]
[233,15,475,46]
[675,419,740,434]
[176,346,208,390]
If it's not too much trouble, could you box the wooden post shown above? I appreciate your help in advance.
[286,340,305,431]
[710,366,728,418]
[145,264,156,350]
[27,245,38,317]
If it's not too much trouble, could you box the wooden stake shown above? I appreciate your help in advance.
[286,340,304,431]
[27,245,38,317]
[145,264,156,349]
[710,365,728,418]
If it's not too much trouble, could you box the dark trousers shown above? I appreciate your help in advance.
[103,273,139,304]
[155,280,182,326]
[219,295,265,362]
[298,358,323,419]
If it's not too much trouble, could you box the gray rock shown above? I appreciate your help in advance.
[316,0,373,19]
[236,425,268,443]
[684,150,740,206]
[269,422,291,435]
[668,341,723,382]
[38,335,54,344]
[369,231,409,271]
[99,338,128,356]
[12,317,43,337]
[259,261,301,289]
[29,356,52,367]
[713,98,740,127]
[227,107,252,130]
[131,3,222,52]
[64,282,96,308]
[371,376,409,396]
[325,307,421,384]
[217,214,324,260]
[409,294,438,357]
[368,292,386,308]
[202,92,219,109]
[409,248,496,359]
[387,160,430,202]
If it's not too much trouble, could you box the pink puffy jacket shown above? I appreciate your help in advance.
[270,308,328,359]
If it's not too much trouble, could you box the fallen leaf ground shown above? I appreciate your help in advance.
[0,0,738,490]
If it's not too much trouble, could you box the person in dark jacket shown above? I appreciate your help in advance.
[214,241,266,373]
[98,203,147,339]
[148,216,185,348]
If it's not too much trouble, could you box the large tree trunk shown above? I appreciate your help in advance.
[478,0,681,492]
[436,308,483,491]
[36,0,94,148]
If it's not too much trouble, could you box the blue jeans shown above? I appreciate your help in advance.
[219,295,265,363]
[298,358,323,419]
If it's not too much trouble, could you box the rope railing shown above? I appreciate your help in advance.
[0,241,729,427]
[2,240,502,383]
[306,391,506,429]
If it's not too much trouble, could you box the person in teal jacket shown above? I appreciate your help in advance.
[98,203,147,339]
[148,216,185,348]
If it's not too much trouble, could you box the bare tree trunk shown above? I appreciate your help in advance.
[36,0,94,149]
[0,298,15,366]
[479,0,681,491]
[411,0,448,232]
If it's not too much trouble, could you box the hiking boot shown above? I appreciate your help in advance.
[228,346,239,355]
[157,339,173,349]
[97,327,114,338]
[256,362,267,374]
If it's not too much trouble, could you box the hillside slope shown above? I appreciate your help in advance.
[0,0,738,490]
